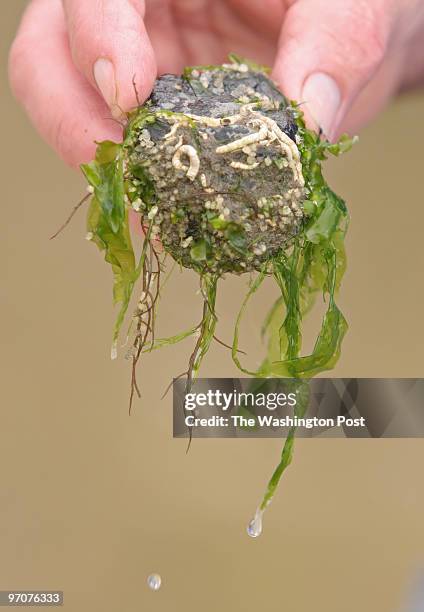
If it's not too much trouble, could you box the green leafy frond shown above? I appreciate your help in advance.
[80,62,355,520]
[82,141,140,346]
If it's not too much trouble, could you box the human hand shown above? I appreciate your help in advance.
[9,0,424,168]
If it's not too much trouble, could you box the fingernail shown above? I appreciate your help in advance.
[301,72,341,138]
[93,58,121,118]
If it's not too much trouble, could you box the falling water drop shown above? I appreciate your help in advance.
[147,573,162,591]
[246,507,263,538]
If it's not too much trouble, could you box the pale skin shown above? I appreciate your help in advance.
[8,0,424,168]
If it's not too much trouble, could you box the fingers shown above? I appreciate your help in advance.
[9,0,123,167]
[272,0,399,138]
[62,0,156,117]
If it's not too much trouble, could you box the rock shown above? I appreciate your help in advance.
[124,59,306,274]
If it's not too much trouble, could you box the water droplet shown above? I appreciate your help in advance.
[147,573,162,591]
[247,508,263,538]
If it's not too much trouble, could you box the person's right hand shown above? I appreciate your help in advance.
[9,0,424,168]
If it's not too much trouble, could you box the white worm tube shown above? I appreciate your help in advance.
[246,111,305,187]
[230,161,259,170]
[172,144,200,181]
[164,122,180,140]
[162,102,303,186]
[216,125,268,154]
[173,135,183,150]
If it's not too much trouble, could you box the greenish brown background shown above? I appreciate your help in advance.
[1,3,424,611]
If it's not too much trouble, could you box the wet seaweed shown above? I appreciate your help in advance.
[80,56,355,517]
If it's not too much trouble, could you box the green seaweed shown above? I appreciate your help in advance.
[82,141,141,346]
[81,57,355,519]
[227,106,351,509]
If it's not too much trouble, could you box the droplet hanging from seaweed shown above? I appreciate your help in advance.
[247,507,264,538]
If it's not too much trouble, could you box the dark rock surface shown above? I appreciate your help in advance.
[125,61,306,274]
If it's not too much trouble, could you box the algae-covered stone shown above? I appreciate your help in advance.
[123,59,306,274]
[81,57,353,514]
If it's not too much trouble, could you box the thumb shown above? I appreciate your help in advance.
[272,0,396,138]
[62,0,156,118]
